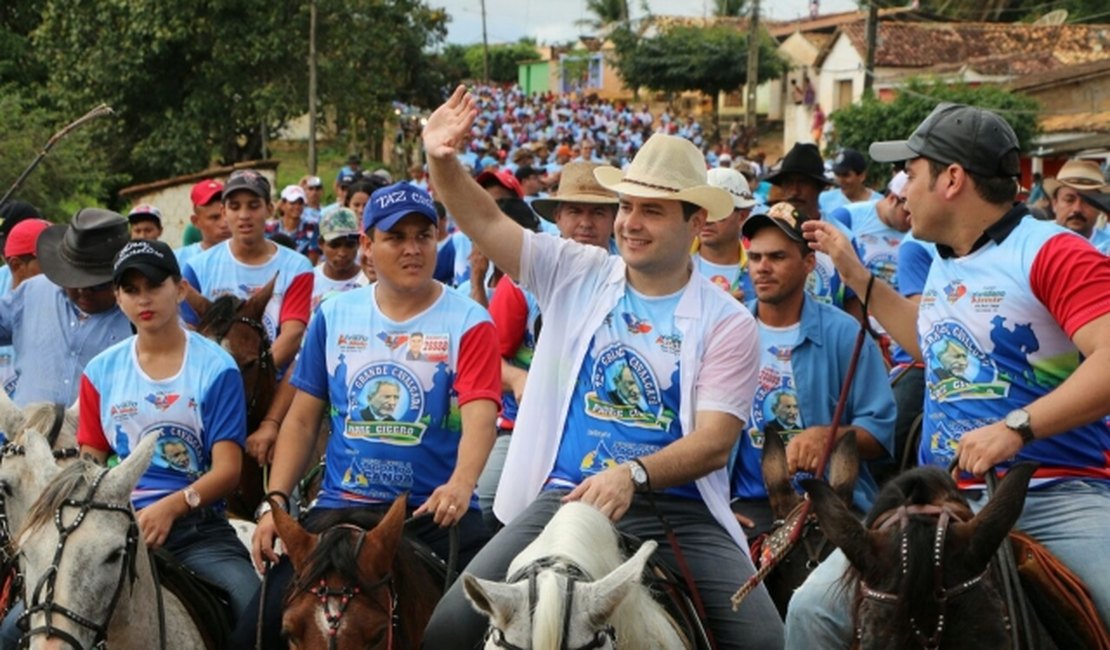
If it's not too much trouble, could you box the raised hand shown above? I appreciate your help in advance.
[422,85,478,161]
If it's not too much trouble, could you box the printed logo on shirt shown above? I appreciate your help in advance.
[943,281,967,303]
[970,288,1006,313]
[621,313,653,335]
[376,331,407,351]
[749,363,804,449]
[402,332,449,363]
[187,397,197,410]
[3,375,17,397]
[655,333,682,355]
[921,288,938,307]
[578,435,660,476]
[922,320,1009,402]
[338,333,370,353]
[340,457,414,494]
[346,362,427,445]
[110,400,140,421]
[866,253,898,286]
[144,391,180,412]
[583,343,675,430]
[709,275,731,292]
[121,424,205,478]
[805,266,833,304]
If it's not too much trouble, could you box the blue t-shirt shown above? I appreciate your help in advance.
[292,285,500,509]
[0,265,16,397]
[77,332,247,510]
[819,187,882,216]
[547,287,697,500]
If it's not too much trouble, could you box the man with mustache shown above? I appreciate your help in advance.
[1046,159,1110,255]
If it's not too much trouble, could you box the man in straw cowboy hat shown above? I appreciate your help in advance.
[0,208,133,406]
[422,86,783,649]
[1044,158,1110,254]
[694,167,758,301]
[792,102,1110,644]
[475,161,620,528]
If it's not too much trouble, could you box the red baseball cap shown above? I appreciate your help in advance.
[190,179,223,207]
[476,168,524,199]
[4,218,52,258]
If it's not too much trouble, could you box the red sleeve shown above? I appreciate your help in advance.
[488,275,528,358]
[453,321,503,409]
[279,272,314,325]
[75,375,111,452]
[1030,233,1110,338]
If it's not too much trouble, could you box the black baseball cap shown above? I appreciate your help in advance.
[112,239,181,286]
[870,103,1020,178]
[832,149,867,175]
[742,202,812,243]
[222,169,272,201]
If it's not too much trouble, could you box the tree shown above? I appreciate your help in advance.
[829,78,1040,184]
[714,0,747,17]
[576,0,631,31]
[610,24,788,143]
[462,40,540,84]
[904,0,1108,22]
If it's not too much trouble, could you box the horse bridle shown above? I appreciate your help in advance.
[210,312,273,417]
[18,467,147,650]
[306,524,400,650]
[766,500,833,573]
[485,556,616,650]
[858,504,988,650]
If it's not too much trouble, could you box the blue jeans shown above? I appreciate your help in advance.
[784,479,1110,648]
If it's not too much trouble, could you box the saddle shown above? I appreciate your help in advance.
[1009,532,1110,650]
[151,548,232,650]
[617,531,712,650]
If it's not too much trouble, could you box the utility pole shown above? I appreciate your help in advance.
[308,0,318,175]
[481,0,490,84]
[745,0,760,128]
[863,1,879,97]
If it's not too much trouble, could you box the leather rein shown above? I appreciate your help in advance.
[858,504,988,650]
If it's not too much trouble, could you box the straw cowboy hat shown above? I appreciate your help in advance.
[706,167,756,218]
[532,162,618,221]
[594,134,733,221]
[1043,159,1108,197]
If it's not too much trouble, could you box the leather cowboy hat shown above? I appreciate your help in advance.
[594,134,732,221]
[765,143,832,188]
[532,162,618,221]
[37,208,130,288]
[1043,159,1108,197]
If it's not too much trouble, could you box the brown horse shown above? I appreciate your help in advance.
[272,495,443,649]
[802,463,1038,650]
[755,429,858,617]
[186,277,277,519]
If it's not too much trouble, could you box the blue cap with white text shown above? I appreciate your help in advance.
[363,182,438,233]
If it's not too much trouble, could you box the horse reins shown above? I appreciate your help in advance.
[858,504,988,649]
[485,556,616,650]
[18,466,166,650]
[732,274,878,610]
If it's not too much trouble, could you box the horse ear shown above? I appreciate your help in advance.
[762,430,800,519]
[362,493,407,576]
[955,462,1037,571]
[462,574,522,629]
[828,429,859,506]
[800,478,872,572]
[585,539,656,627]
[0,389,25,440]
[242,274,278,323]
[272,503,317,573]
[183,282,211,319]
[20,428,56,469]
[103,434,159,498]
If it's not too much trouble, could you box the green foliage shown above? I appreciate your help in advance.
[576,0,630,31]
[902,0,1109,22]
[0,89,116,220]
[611,24,788,96]
[830,78,1041,182]
[713,0,747,17]
[462,41,540,83]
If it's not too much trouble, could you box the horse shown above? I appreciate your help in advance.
[754,429,858,617]
[271,494,444,649]
[14,434,205,649]
[801,462,1039,650]
[187,276,277,519]
[463,502,689,650]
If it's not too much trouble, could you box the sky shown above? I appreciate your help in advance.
[427,0,861,45]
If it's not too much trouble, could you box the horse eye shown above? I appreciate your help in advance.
[0,480,11,497]
[104,547,125,564]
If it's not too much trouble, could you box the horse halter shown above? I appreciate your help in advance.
[859,504,988,650]
[765,500,832,573]
[209,308,273,417]
[309,524,399,650]
[486,557,616,650]
[19,467,140,650]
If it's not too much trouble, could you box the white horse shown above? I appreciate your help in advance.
[463,502,689,650]
[15,434,205,649]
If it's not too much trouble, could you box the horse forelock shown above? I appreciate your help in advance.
[511,503,622,579]
[532,572,566,649]
[17,460,98,540]
[197,294,244,339]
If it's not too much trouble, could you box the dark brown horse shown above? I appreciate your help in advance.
[272,495,443,649]
[186,277,277,519]
[802,463,1038,650]
[755,429,859,617]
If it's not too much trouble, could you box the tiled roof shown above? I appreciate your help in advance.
[1039,110,1110,134]
[1008,58,1110,91]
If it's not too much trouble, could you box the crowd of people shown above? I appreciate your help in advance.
[0,83,1108,649]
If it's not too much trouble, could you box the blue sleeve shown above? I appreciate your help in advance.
[180,263,201,325]
[828,206,851,231]
[847,334,897,456]
[203,367,247,447]
[0,285,18,345]
[897,239,932,298]
[290,311,329,399]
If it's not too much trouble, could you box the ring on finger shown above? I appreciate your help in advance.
[447,504,457,511]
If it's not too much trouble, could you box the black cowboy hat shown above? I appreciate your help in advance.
[765,143,832,188]
[37,208,130,288]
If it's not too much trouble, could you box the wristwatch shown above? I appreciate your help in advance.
[1003,408,1035,446]
[183,487,201,510]
[628,459,650,493]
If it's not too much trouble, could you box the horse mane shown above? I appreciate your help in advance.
[17,459,98,539]
[197,294,244,338]
[533,573,566,649]
[21,403,78,447]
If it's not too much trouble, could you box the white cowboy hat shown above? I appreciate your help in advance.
[1043,159,1108,197]
[532,162,618,221]
[706,168,756,216]
[594,134,733,221]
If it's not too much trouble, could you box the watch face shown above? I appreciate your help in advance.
[185,489,201,507]
[1005,409,1029,430]
[630,463,647,486]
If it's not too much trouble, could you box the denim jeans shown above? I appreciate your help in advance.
[476,433,511,532]
[423,490,785,650]
[784,479,1110,648]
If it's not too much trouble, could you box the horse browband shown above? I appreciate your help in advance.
[487,556,615,650]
